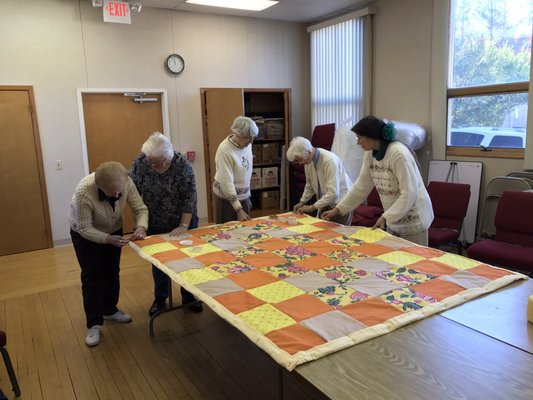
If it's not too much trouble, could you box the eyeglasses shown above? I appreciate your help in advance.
[146,157,168,168]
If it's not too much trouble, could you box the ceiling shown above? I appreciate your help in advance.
[132,0,371,24]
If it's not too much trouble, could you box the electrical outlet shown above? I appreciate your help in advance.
[55,160,63,170]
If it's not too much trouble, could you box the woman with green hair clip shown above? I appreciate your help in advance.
[322,115,433,246]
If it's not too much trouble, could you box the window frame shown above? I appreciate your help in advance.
[446,82,528,159]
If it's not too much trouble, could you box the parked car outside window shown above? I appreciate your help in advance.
[449,127,526,149]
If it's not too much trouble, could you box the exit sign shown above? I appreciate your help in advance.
[103,0,131,24]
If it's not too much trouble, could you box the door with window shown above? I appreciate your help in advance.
[82,92,164,231]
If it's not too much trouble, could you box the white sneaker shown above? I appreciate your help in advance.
[103,310,132,323]
[85,325,101,347]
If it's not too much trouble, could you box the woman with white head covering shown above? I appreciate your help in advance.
[213,116,259,223]
[287,136,352,225]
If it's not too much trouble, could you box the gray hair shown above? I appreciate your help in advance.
[94,161,128,190]
[231,116,259,138]
[141,132,174,160]
[286,136,313,162]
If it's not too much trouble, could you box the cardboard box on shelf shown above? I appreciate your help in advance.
[260,190,279,210]
[264,118,285,139]
[261,142,280,164]
[251,168,262,189]
[262,166,278,188]
[252,144,262,165]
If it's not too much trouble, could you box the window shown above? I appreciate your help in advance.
[447,0,532,158]
[308,8,374,129]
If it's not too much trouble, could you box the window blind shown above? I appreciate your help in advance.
[309,10,373,129]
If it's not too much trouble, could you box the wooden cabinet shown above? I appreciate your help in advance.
[201,88,291,222]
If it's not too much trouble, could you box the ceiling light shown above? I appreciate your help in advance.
[185,0,278,12]
[91,0,103,7]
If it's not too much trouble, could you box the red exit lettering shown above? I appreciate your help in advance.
[106,2,129,17]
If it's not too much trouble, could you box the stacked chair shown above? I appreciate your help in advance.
[467,190,533,275]
[426,181,471,254]
[477,176,533,239]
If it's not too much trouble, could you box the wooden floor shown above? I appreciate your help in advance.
[0,245,326,400]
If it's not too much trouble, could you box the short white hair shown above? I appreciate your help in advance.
[231,116,259,138]
[141,132,174,160]
[286,136,313,162]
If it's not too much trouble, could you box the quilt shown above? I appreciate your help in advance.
[130,213,527,371]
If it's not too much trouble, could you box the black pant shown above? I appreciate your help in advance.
[71,229,122,329]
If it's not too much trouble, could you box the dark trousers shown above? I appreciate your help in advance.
[150,216,199,300]
[215,196,252,224]
[70,229,122,329]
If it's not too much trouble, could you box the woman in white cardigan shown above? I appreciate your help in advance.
[287,136,352,225]
[322,116,433,246]
[213,116,259,223]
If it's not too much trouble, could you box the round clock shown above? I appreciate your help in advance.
[165,54,185,75]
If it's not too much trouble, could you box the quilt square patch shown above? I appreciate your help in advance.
[284,271,340,292]
[248,280,305,303]
[311,284,369,309]
[262,263,308,279]
[209,260,253,276]
[381,287,437,312]
[215,290,264,314]
[301,310,367,341]
[239,303,296,335]
[342,297,405,326]
[266,324,327,355]
[273,294,334,321]
[317,264,370,284]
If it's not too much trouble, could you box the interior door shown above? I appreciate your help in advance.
[82,93,163,232]
[0,87,52,255]
[201,88,243,222]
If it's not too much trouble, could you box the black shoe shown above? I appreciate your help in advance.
[181,288,203,313]
[149,299,167,317]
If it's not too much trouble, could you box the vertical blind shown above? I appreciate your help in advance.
[309,13,372,129]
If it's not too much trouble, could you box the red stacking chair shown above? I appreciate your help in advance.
[427,181,471,254]
[0,330,21,397]
[351,187,383,227]
[467,190,533,275]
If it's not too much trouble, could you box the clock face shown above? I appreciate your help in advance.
[166,54,185,74]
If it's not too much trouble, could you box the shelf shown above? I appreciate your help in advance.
[253,162,281,167]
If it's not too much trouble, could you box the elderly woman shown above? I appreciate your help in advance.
[69,161,148,347]
[213,116,259,223]
[130,132,202,316]
[286,136,352,225]
[322,115,433,245]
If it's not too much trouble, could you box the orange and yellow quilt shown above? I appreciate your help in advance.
[130,213,526,370]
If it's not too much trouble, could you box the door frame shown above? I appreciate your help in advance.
[76,88,170,175]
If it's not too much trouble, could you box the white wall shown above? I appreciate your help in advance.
[0,0,310,244]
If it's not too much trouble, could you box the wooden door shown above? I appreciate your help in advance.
[0,87,52,255]
[201,88,244,222]
[82,93,163,232]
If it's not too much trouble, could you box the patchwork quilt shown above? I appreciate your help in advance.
[130,213,527,370]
